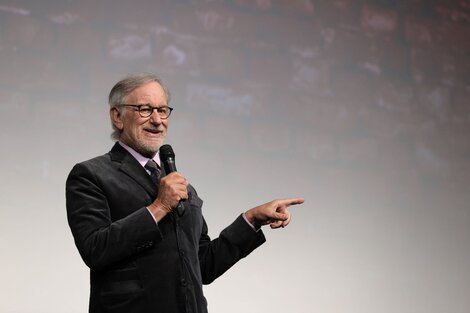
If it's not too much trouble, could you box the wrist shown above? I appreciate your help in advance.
[148,200,171,221]
[244,209,262,230]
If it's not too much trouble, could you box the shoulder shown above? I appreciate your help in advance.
[69,143,124,175]
[66,146,123,188]
[70,153,112,174]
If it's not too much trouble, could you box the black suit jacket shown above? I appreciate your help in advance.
[66,143,265,313]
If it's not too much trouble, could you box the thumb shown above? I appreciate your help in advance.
[271,211,288,221]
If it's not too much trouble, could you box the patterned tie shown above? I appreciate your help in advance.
[145,159,161,186]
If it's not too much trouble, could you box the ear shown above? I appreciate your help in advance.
[110,107,124,130]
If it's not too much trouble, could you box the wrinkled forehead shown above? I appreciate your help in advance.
[124,81,168,104]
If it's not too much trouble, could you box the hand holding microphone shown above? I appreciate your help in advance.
[147,145,188,220]
[159,144,187,216]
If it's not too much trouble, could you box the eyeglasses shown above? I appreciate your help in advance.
[116,104,173,119]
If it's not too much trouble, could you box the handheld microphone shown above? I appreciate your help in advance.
[159,144,185,216]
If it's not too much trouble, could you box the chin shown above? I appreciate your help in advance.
[135,143,160,158]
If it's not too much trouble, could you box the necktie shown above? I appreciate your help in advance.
[145,159,161,186]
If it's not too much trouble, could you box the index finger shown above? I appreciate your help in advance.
[277,198,304,207]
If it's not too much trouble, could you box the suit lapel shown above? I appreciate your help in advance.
[109,142,157,196]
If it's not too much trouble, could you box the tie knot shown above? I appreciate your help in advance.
[145,159,159,173]
[145,159,161,186]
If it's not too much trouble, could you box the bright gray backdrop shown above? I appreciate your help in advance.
[1,1,469,312]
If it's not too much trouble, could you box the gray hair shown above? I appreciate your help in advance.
[108,73,171,141]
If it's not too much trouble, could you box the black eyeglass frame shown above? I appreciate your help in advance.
[116,104,174,119]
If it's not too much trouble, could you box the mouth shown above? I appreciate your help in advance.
[144,128,164,137]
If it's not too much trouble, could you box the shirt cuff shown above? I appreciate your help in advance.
[242,212,260,232]
[146,207,158,225]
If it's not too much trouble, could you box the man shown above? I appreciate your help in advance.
[66,73,304,313]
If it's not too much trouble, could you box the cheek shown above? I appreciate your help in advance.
[123,121,143,138]
[131,119,147,131]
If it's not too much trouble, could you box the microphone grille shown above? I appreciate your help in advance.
[159,144,175,160]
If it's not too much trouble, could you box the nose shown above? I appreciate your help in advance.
[149,109,162,124]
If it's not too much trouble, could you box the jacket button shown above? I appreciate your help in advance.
[180,278,187,287]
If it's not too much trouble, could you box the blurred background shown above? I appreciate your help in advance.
[1,0,469,312]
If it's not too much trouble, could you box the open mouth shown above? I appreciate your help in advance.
[146,128,160,133]
[144,128,163,136]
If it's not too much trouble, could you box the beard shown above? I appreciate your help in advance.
[135,143,159,158]
[120,131,166,158]
[132,137,165,158]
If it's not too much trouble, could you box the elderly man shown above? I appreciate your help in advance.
[66,73,304,313]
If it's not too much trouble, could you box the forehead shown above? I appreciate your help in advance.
[126,81,167,104]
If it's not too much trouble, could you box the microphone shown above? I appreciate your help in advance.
[159,144,185,216]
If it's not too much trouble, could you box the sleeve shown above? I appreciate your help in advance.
[198,214,266,284]
[66,163,163,271]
